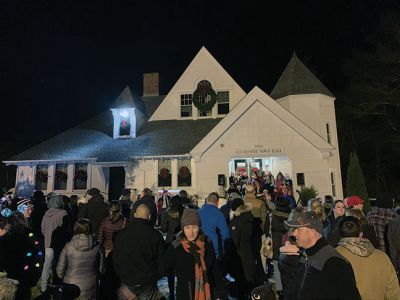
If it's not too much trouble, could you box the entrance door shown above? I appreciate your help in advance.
[109,167,125,201]
[234,159,247,173]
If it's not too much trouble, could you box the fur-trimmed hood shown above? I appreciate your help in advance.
[232,203,252,217]
[338,237,375,257]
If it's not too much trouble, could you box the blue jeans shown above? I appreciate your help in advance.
[40,248,54,292]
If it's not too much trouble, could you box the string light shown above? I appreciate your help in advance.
[28,233,33,237]
[26,252,32,257]
[24,265,29,271]
[38,251,43,256]
[35,263,40,268]
[35,241,39,245]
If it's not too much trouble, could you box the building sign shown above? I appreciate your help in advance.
[235,147,283,155]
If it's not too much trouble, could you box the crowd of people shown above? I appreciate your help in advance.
[0,174,399,300]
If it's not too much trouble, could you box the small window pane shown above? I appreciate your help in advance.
[180,94,193,117]
[74,163,88,190]
[35,164,48,191]
[217,91,230,115]
[178,159,191,187]
[54,163,68,190]
[158,160,171,187]
[218,103,229,114]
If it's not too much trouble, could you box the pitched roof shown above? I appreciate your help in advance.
[6,116,222,163]
[270,52,334,99]
[110,86,147,116]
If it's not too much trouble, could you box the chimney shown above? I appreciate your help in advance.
[143,72,159,97]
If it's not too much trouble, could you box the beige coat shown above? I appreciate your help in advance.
[244,193,268,233]
[336,237,400,300]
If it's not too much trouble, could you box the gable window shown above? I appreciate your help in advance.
[54,163,68,190]
[35,164,48,191]
[326,122,331,144]
[330,170,336,197]
[178,159,192,187]
[74,163,88,190]
[217,91,230,115]
[158,160,172,187]
[180,94,193,117]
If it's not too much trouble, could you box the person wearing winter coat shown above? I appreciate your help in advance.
[388,216,400,274]
[40,194,68,293]
[161,195,184,299]
[3,212,41,300]
[113,204,166,299]
[229,198,256,296]
[77,188,109,234]
[57,218,100,300]
[336,216,400,300]
[161,209,225,300]
[268,196,290,294]
[96,201,127,257]
[161,195,184,244]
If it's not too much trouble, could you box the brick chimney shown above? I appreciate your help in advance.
[143,72,159,97]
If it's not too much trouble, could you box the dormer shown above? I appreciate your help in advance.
[110,86,147,139]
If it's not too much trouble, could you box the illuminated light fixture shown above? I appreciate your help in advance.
[35,241,39,245]
[26,252,32,257]
[119,110,129,118]
[29,233,34,237]
[24,265,29,270]
[38,251,43,256]
[35,263,40,268]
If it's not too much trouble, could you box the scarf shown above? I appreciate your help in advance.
[181,238,212,300]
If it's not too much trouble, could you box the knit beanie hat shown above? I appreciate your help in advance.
[17,199,33,214]
[48,195,64,209]
[181,209,201,227]
[231,198,244,211]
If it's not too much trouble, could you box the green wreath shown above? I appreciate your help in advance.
[192,85,217,112]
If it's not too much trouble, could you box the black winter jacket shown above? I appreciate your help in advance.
[230,205,256,284]
[113,218,166,287]
[77,194,108,233]
[160,232,224,300]
[299,238,361,300]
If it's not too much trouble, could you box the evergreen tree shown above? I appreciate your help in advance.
[339,10,400,196]
[346,152,369,211]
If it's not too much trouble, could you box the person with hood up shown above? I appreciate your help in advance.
[229,198,256,296]
[77,188,109,234]
[40,194,67,294]
[57,218,100,300]
[336,216,400,300]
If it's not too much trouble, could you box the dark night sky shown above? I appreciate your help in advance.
[1,0,398,151]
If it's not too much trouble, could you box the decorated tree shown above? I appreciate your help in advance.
[346,152,369,211]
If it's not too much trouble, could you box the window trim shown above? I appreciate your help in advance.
[217,91,230,115]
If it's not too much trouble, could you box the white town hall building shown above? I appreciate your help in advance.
[5,47,343,200]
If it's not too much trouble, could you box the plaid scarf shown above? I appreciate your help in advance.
[181,237,212,300]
